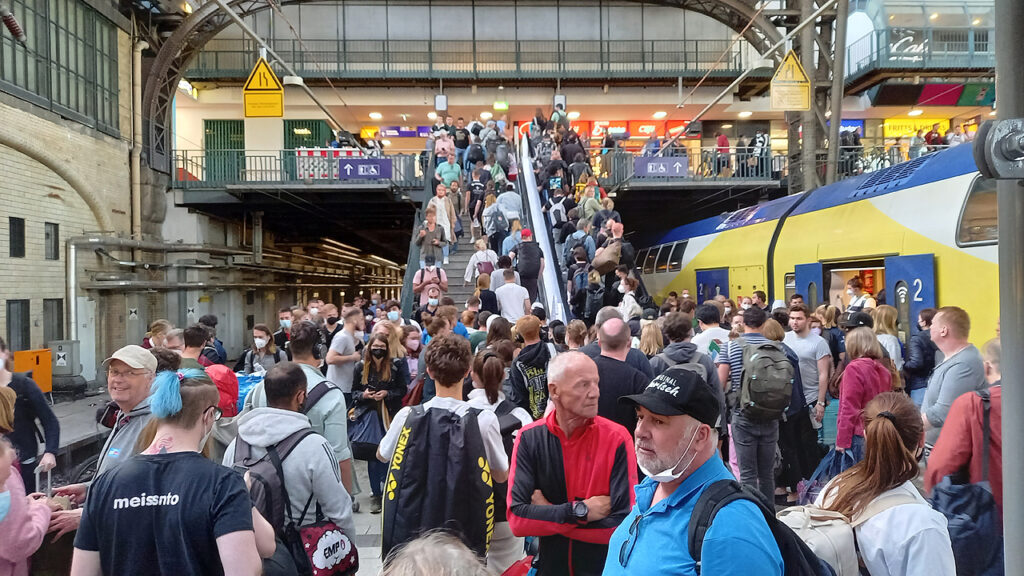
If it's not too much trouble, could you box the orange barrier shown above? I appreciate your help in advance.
[14,349,53,394]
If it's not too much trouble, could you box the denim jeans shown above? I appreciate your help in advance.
[909,387,926,408]
[367,457,388,497]
[731,413,780,500]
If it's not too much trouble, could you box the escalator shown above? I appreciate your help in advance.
[400,154,436,318]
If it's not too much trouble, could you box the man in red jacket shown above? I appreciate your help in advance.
[507,351,637,576]
[926,338,1003,515]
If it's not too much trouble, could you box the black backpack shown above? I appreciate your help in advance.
[689,479,835,576]
[303,380,339,414]
[382,406,495,558]
[493,401,523,524]
[232,428,316,535]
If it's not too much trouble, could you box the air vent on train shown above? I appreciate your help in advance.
[850,154,933,198]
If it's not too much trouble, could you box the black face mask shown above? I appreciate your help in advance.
[371,348,387,359]
[327,316,340,325]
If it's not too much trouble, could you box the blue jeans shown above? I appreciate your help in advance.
[731,413,780,501]
[367,457,388,497]
[455,148,467,168]
[909,387,926,408]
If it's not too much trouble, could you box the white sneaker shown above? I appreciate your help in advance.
[443,257,450,265]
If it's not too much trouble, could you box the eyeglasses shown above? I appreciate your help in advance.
[205,405,223,421]
[108,369,149,378]
[618,513,645,567]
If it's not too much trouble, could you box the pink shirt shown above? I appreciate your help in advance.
[0,470,52,576]
[836,357,892,449]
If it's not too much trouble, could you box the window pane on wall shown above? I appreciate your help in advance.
[45,222,59,260]
[43,298,64,343]
[9,217,25,258]
[6,300,30,351]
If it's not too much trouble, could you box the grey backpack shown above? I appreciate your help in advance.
[738,338,794,421]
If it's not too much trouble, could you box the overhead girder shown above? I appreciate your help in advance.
[141,0,791,173]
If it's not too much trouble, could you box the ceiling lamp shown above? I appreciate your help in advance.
[369,112,383,120]
[738,111,753,118]
[480,111,493,120]
[567,111,580,120]
[908,108,923,117]
[653,111,667,119]
[427,111,437,120]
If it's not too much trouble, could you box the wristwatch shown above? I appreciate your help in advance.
[571,500,589,525]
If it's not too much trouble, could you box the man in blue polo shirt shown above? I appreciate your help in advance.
[603,367,783,575]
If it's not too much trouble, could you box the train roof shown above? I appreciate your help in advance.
[654,143,980,245]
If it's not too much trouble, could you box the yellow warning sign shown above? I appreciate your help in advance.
[243,58,283,117]
[770,50,811,111]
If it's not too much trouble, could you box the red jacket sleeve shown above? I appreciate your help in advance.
[925,392,975,494]
[568,430,638,545]
[506,426,578,538]
[835,362,863,449]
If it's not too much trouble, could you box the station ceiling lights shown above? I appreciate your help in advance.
[653,111,667,119]
[480,111,493,120]
[568,111,580,120]
[908,108,923,117]
[368,112,382,120]
[738,111,753,118]
[427,111,437,120]
[721,124,733,129]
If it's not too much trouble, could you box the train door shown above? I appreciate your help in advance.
[794,263,824,308]
[696,268,729,302]
[884,254,936,343]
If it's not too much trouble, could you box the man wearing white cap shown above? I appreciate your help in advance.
[49,345,158,539]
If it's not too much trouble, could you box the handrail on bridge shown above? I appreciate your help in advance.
[400,153,436,318]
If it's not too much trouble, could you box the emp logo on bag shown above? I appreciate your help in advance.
[309,528,350,572]
[386,425,412,501]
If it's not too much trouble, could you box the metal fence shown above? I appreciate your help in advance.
[846,26,995,81]
[171,149,426,188]
[188,38,746,79]
[598,147,790,188]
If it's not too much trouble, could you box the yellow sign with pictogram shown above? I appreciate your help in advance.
[243,58,284,117]
[770,50,811,111]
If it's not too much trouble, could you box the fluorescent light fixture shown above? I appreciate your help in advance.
[972,18,982,25]
[292,128,311,135]
[480,111,493,120]
[738,111,753,118]
[929,12,939,20]
[908,108,923,116]
[653,111,667,119]
[369,112,383,120]
[567,111,580,120]
[721,124,733,129]
[427,111,437,120]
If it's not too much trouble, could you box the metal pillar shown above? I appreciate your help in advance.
[996,0,1024,570]
[825,0,849,184]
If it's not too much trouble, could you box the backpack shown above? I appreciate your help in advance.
[689,480,835,576]
[495,141,511,169]
[738,338,794,421]
[304,380,339,414]
[777,489,920,576]
[654,353,709,383]
[536,139,555,166]
[571,266,588,298]
[584,285,605,321]
[552,110,570,131]
[929,389,1002,575]
[467,142,485,164]
[489,209,509,233]
[492,400,522,524]
[232,428,316,534]
[548,197,568,227]
[476,260,495,276]
[382,406,494,558]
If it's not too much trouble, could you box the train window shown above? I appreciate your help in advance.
[636,249,649,272]
[957,176,998,246]
[643,247,660,274]
[656,244,672,272]
[669,241,687,272]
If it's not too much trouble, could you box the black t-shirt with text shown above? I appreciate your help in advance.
[75,451,253,576]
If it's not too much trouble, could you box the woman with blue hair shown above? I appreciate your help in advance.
[70,369,269,576]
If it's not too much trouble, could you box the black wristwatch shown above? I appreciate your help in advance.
[571,500,589,525]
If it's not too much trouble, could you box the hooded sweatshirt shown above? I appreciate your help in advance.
[222,408,355,538]
[94,397,153,481]
[508,341,558,420]
[650,342,726,428]
[0,472,51,576]
[836,358,893,449]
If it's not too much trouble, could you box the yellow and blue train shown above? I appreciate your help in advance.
[638,143,998,345]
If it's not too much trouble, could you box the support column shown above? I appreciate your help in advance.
[825,0,849,184]
[996,0,1024,571]
[799,0,819,194]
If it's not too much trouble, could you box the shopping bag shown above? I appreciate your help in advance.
[797,448,857,505]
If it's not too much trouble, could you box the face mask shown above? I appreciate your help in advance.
[811,327,822,336]
[253,337,268,349]
[638,426,700,483]
[309,307,319,316]
[428,298,439,307]
[280,319,292,329]
[387,311,401,322]
[846,289,854,296]
[371,348,387,359]
[617,283,628,294]
[326,316,340,325]
[407,340,421,351]
[355,331,365,342]
[741,303,751,310]
[724,307,732,315]
[372,299,379,306]
[0,491,10,523]
[426,265,436,272]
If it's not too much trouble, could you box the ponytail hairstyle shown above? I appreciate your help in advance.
[149,369,218,429]
[472,350,506,404]
[821,392,922,519]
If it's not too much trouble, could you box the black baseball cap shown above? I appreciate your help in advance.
[842,311,874,329]
[641,308,658,321]
[620,366,721,427]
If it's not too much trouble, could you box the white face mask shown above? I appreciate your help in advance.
[617,283,628,294]
[811,327,822,336]
[638,426,700,483]
[741,303,751,310]
[846,288,855,296]
[724,307,732,315]
[309,307,319,316]
[253,337,268,349]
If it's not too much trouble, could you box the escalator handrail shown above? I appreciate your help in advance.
[517,134,569,324]
[401,152,436,318]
